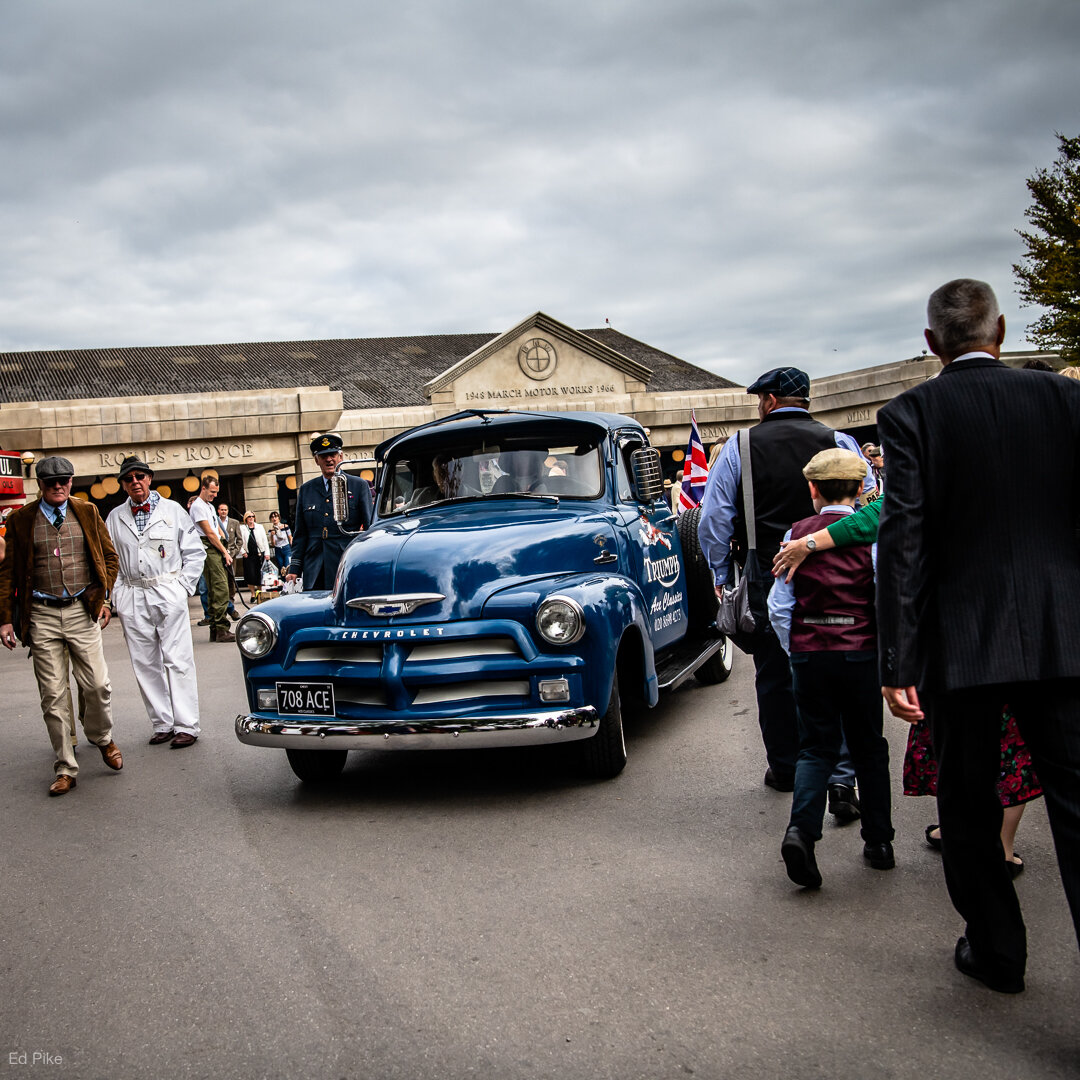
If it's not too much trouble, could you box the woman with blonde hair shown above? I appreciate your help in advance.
[239,511,271,600]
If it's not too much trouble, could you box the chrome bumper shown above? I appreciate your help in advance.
[234,707,600,751]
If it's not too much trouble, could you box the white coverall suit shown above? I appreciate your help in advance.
[106,497,206,737]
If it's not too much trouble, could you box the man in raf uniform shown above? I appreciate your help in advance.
[286,433,372,591]
[0,455,124,795]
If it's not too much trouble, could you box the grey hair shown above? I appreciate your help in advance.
[927,279,1000,357]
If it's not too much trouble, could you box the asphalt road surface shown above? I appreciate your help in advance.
[1,601,1077,1080]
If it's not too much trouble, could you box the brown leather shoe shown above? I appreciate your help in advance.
[170,732,198,748]
[149,730,175,745]
[98,741,123,770]
[213,628,236,643]
[49,774,77,796]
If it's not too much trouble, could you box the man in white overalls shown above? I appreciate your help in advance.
[106,457,206,748]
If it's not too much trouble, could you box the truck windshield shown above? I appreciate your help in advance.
[380,436,604,515]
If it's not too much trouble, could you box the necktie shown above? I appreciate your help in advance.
[133,503,152,514]
[52,511,64,531]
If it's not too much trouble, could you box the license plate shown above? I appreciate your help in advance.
[275,682,336,717]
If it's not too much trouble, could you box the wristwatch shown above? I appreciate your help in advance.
[805,536,817,552]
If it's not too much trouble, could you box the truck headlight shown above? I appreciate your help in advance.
[236,611,278,658]
[536,596,585,645]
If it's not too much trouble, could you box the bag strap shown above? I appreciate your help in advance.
[739,427,757,551]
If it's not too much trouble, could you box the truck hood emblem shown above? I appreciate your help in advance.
[347,593,446,617]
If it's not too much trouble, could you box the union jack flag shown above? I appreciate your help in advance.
[678,410,709,514]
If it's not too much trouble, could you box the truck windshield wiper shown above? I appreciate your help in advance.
[401,491,558,515]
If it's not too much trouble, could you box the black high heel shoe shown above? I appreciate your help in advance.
[924,824,942,851]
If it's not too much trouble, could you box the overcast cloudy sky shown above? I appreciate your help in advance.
[2,0,1077,383]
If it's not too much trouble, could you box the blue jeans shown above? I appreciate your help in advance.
[273,544,292,571]
[752,632,855,785]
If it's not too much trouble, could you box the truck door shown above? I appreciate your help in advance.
[612,433,688,652]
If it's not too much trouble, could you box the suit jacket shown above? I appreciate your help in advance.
[876,357,1080,692]
[0,497,120,646]
[289,472,373,590]
[222,516,244,559]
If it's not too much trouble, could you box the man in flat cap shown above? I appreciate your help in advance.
[106,456,206,748]
[286,433,372,591]
[699,367,874,804]
[0,456,123,795]
[766,448,894,889]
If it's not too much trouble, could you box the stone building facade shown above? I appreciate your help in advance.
[0,310,1058,522]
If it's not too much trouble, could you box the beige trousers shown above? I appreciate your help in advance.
[29,602,114,777]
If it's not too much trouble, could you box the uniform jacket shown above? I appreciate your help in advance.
[289,472,373,590]
[876,356,1080,691]
[106,497,206,596]
[0,497,120,645]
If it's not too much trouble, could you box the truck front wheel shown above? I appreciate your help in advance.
[579,679,627,779]
[285,748,348,784]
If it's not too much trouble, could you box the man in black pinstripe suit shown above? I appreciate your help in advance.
[876,278,1080,993]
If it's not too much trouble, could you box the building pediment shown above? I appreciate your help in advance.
[423,312,653,407]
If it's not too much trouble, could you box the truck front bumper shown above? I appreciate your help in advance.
[235,706,600,751]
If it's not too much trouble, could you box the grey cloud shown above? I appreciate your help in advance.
[2,0,1078,387]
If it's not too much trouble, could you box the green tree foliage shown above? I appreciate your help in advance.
[1014,134,1080,361]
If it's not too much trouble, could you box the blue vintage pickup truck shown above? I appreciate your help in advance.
[234,409,731,783]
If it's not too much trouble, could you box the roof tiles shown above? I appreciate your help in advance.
[0,328,736,408]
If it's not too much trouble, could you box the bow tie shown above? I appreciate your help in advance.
[132,503,152,514]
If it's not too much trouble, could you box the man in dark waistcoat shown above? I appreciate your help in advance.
[698,367,875,796]
[877,278,1080,993]
[286,433,372,591]
[0,456,124,795]
[766,448,894,889]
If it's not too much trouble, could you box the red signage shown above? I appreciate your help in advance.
[0,452,26,503]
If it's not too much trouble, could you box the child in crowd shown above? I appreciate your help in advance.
[767,448,895,889]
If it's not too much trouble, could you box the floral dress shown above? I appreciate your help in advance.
[902,707,1043,807]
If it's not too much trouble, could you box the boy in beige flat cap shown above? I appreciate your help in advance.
[767,448,894,889]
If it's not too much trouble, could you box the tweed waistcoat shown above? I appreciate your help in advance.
[789,511,876,653]
[33,509,92,598]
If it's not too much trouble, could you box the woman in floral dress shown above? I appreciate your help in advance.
[903,707,1043,877]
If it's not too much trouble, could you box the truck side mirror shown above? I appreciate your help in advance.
[630,448,664,503]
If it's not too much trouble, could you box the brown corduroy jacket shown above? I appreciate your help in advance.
[0,497,119,646]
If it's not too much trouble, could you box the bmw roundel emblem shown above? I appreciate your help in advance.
[517,338,558,381]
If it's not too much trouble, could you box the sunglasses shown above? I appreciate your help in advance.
[122,473,150,483]
[41,477,73,488]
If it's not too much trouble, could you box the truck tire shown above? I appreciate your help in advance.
[579,678,627,779]
[285,748,348,784]
[677,505,719,631]
[694,634,734,684]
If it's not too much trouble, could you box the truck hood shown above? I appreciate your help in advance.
[338,504,616,623]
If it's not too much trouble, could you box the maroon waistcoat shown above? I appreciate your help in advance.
[789,510,876,652]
